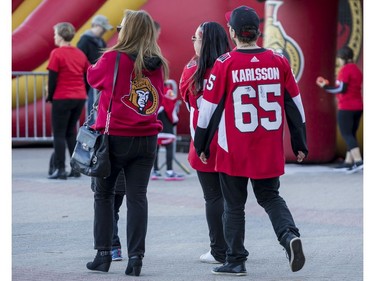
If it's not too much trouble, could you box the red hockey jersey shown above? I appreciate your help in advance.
[179,59,217,172]
[194,48,308,179]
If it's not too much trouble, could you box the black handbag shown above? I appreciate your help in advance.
[70,52,120,177]
[70,125,110,177]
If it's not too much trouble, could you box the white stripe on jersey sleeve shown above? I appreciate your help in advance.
[325,81,344,94]
[292,94,306,123]
[217,109,228,152]
[190,107,196,139]
[197,99,218,129]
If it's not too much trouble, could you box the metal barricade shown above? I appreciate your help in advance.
[12,71,53,144]
[11,72,188,161]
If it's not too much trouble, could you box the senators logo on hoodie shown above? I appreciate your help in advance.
[121,76,159,115]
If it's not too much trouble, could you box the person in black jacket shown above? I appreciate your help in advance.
[77,15,113,125]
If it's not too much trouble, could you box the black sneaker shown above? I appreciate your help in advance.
[211,262,247,276]
[280,231,305,272]
[333,162,353,171]
[346,160,363,174]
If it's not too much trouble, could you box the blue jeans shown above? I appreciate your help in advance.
[92,135,157,258]
[219,174,300,263]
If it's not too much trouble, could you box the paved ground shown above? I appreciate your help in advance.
[12,147,364,281]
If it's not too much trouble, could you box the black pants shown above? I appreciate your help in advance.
[112,169,126,249]
[197,171,227,263]
[154,144,173,170]
[337,110,363,150]
[93,135,157,258]
[219,173,299,263]
[51,99,86,169]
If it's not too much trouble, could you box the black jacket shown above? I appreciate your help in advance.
[77,31,107,64]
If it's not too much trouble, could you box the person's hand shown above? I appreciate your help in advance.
[316,76,329,88]
[296,151,306,163]
[164,89,177,100]
[199,152,208,164]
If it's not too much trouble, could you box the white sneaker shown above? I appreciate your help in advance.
[151,170,162,180]
[199,251,221,264]
[164,171,185,181]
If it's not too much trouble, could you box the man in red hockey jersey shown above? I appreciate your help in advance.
[194,5,308,276]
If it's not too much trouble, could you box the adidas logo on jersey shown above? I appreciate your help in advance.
[251,56,259,63]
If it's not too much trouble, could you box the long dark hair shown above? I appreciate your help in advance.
[192,22,230,94]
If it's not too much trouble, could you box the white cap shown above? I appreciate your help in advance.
[92,15,113,31]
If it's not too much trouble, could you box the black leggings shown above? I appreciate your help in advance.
[337,110,363,150]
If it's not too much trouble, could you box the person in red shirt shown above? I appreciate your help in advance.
[316,46,363,173]
[194,6,308,275]
[46,22,89,179]
[151,83,185,180]
[179,21,230,264]
[85,10,169,276]
[149,21,184,181]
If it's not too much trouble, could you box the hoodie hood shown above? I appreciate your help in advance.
[128,53,162,71]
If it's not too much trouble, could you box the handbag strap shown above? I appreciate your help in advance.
[84,52,121,128]
[107,51,121,114]
[103,51,121,134]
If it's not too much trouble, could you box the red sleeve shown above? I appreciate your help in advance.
[47,49,59,72]
[162,85,179,124]
[87,51,115,91]
[179,59,197,102]
[202,57,227,105]
[337,65,350,83]
[282,55,300,98]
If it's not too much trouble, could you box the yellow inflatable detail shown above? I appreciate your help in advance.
[12,0,44,31]
[12,0,148,108]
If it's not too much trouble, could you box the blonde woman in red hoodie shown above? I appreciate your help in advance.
[85,10,168,276]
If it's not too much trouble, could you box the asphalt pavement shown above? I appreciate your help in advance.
[12,147,365,281]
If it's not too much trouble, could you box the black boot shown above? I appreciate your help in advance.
[125,256,143,276]
[86,250,112,272]
[68,169,81,178]
[280,230,305,272]
[47,168,67,180]
[48,152,55,175]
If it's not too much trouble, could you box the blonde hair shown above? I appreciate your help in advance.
[110,10,169,79]
[53,22,75,42]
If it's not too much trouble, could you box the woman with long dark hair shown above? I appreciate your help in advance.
[179,21,230,264]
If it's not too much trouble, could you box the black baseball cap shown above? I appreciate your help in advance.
[225,6,260,37]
